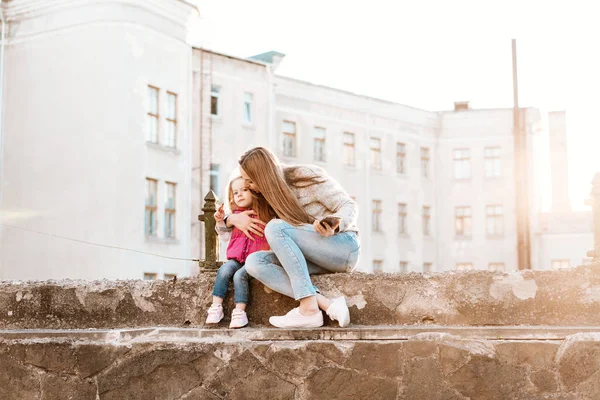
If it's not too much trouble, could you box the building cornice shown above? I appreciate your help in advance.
[4,0,199,37]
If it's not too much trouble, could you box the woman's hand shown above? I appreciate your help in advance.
[313,219,339,237]
[227,210,266,240]
[214,204,225,223]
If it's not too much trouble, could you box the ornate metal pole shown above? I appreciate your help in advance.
[198,190,221,271]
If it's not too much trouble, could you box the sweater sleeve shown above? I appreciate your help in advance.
[300,166,359,232]
[215,222,232,242]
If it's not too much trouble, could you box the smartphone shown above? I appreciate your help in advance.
[320,216,342,228]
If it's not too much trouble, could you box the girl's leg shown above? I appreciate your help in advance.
[230,267,250,328]
[211,259,243,300]
[232,267,249,310]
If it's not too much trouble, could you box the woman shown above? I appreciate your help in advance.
[225,147,360,328]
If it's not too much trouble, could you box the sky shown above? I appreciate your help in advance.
[190,0,600,209]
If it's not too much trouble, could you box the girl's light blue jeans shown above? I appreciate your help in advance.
[211,259,250,304]
[244,219,360,301]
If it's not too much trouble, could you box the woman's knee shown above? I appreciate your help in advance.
[264,219,292,242]
[244,251,268,278]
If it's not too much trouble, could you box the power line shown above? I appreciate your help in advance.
[0,223,200,262]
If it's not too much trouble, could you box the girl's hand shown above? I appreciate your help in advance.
[228,210,266,241]
[313,219,339,237]
[214,204,225,223]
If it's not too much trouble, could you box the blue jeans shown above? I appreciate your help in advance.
[245,219,360,301]
[211,259,250,304]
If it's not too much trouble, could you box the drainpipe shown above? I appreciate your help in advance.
[0,3,6,202]
[0,1,6,276]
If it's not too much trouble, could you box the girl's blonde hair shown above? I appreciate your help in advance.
[238,147,324,226]
[227,176,277,224]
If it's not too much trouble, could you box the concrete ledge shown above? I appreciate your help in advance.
[2,263,600,329]
[2,329,600,399]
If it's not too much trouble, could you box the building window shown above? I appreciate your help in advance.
[372,200,382,232]
[486,205,504,236]
[423,206,431,236]
[423,263,432,273]
[243,92,253,124]
[165,182,176,239]
[211,86,220,116]
[485,147,501,177]
[209,164,220,196]
[282,121,297,157]
[373,260,384,273]
[456,263,474,271]
[343,132,356,167]
[370,137,382,170]
[421,147,430,178]
[551,260,569,270]
[313,127,326,162]
[455,206,472,237]
[399,261,408,273]
[147,86,159,143]
[397,142,406,174]
[488,263,505,271]
[143,273,157,280]
[165,92,177,148]
[145,178,158,236]
[453,148,471,180]
[398,203,407,235]
[163,273,177,280]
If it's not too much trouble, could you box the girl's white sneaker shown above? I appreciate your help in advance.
[229,309,248,329]
[205,304,224,324]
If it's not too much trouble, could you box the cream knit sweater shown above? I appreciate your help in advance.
[284,164,359,233]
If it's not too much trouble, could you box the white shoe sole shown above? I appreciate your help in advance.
[269,316,323,329]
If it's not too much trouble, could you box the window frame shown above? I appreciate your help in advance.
[343,132,356,167]
[484,146,502,178]
[145,178,158,236]
[370,137,382,170]
[313,126,327,162]
[421,147,430,178]
[243,92,253,124]
[372,200,382,233]
[455,206,472,237]
[165,91,177,148]
[396,142,406,174]
[164,181,176,239]
[423,205,431,236]
[210,85,221,117]
[486,204,504,236]
[453,148,471,180]
[282,120,297,158]
[147,85,160,144]
[398,203,407,235]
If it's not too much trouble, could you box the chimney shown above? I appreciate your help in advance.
[454,101,470,111]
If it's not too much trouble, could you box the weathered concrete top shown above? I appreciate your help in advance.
[2,263,600,329]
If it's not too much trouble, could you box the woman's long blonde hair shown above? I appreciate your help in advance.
[227,176,277,224]
[239,147,322,226]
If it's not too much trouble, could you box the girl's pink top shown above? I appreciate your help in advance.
[226,208,270,264]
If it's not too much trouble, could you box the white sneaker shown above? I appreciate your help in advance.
[326,297,350,327]
[205,304,224,324]
[269,307,324,328]
[229,309,248,329]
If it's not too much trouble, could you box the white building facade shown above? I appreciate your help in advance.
[0,1,591,279]
[0,0,199,280]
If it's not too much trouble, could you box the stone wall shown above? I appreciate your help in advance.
[3,263,600,398]
[2,263,600,329]
[1,330,599,399]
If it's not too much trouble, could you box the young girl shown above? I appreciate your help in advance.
[205,176,276,328]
